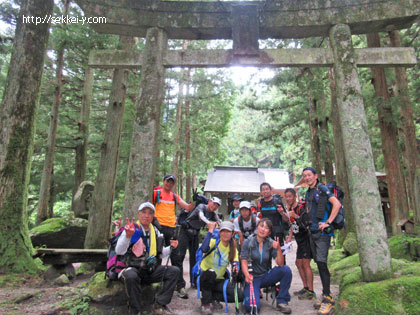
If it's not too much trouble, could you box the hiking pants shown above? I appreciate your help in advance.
[121,265,179,314]
[178,227,199,287]
[243,265,292,313]
[160,225,184,289]
[200,270,244,305]
[310,231,331,296]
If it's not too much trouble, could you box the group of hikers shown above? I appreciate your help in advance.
[111,167,342,315]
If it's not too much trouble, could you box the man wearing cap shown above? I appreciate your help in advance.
[233,201,260,250]
[178,197,222,292]
[153,174,195,298]
[229,194,242,222]
[116,202,180,315]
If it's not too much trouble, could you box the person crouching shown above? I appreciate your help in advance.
[116,202,180,315]
[199,221,244,315]
[241,218,292,314]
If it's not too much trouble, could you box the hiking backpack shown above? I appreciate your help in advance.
[153,186,177,207]
[316,182,345,230]
[192,229,233,313]
[105,223,138,280]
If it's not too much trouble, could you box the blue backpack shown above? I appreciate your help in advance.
[192,229,231,313]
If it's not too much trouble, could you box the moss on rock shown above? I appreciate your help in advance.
[328,249,346,265]
[338,276,420,314]
[343,232,358,255]
[388,234,420,261]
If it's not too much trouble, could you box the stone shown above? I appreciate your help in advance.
[44,263,76,281]
[30,213,88,248]
[87,272,159,313]
[343,232,358,256]
[388,234,417,261]
[72,181,94,219]
[54,274,70,286]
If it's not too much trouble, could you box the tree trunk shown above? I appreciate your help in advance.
[0,0,54,273]
[72,66,93,215]
[307,91,323,177]
[84,36,134,249]
[329,24,391,281]
[328,68,355,235]
[388,30,420,224]
[171,68,186,183]
[367,33,409,234]
[318,98,334,184]
[123,28,167,219]
[185,69,192,202]
[36,0,70,225]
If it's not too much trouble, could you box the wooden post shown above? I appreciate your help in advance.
[329,24,391,281]
[123,28,168,218]
[85,36,134,249]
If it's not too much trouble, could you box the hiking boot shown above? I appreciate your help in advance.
[293,287,307,296]
[153,303,173,315]
[276,303,292,314]
[212,300,223,310]
[298,290,317,300]
[317,301,334,315]
[201,303,213,315]
[314,295,335,312]
[176,287,189,299]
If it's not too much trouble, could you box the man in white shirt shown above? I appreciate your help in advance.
[233,201,260,250]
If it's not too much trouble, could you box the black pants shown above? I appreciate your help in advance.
[200,270,244,305]
[178,227,199,288]
[160,225,184,289]
[121,265,179,314]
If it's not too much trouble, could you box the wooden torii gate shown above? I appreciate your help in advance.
[75,0,419,281]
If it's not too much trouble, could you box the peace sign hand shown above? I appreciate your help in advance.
[124,217,135,238]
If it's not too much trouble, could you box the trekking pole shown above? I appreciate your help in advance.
[249,279,258,315]
[231,264,239,315]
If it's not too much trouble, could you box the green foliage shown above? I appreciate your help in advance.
[388,234,419,261]
[343,232,358,255]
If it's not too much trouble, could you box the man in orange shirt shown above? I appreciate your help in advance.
[153,174,195,299]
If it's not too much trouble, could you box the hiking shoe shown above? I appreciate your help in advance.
[293,287,307,296]
[212,300,223,310]
[177,287,189,299]
[276,303,292,314]
[314,295,335,311]
[317,301,334,315]
[298,290,317,300]
[153,303,173,315]
[201,303,213,315]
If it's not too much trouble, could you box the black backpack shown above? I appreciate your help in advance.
[316,182,345,230]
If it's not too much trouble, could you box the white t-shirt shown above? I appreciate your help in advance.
[233,215,260,235]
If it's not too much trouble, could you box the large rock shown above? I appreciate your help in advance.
[343,232,358,255]
[87,272,159,314]
[30,213,88,248]
[389,234,420,261]
[73,181,94,219]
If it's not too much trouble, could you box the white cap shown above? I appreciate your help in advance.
[138,202,155,212]
[210,196,222,206]
[219,221,234,232]
[239,201,251,209]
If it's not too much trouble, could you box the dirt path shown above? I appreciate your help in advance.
[0,241,337,314]
[168,240,338,314]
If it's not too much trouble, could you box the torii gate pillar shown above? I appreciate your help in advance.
[329,24,391,281]
[123,27,168,218]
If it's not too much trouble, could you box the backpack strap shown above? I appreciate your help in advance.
[173,192,178,207]
[238,216,244,233]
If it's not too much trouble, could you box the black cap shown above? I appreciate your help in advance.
[231,193,242,201]
[302,167,317,174]
[163,174,176,182]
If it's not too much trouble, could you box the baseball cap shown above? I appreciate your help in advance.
[219,221,234,232]
[138,202,155,213]
[231,193,242,201]
[163,174,176,182]
[239,201,251,209]
[210,196,222,206]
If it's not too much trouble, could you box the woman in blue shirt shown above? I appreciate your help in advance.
[240,218,292,314]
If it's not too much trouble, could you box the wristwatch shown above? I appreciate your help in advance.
[325,220,330,225]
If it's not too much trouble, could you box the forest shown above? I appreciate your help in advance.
[0,0,420,314]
